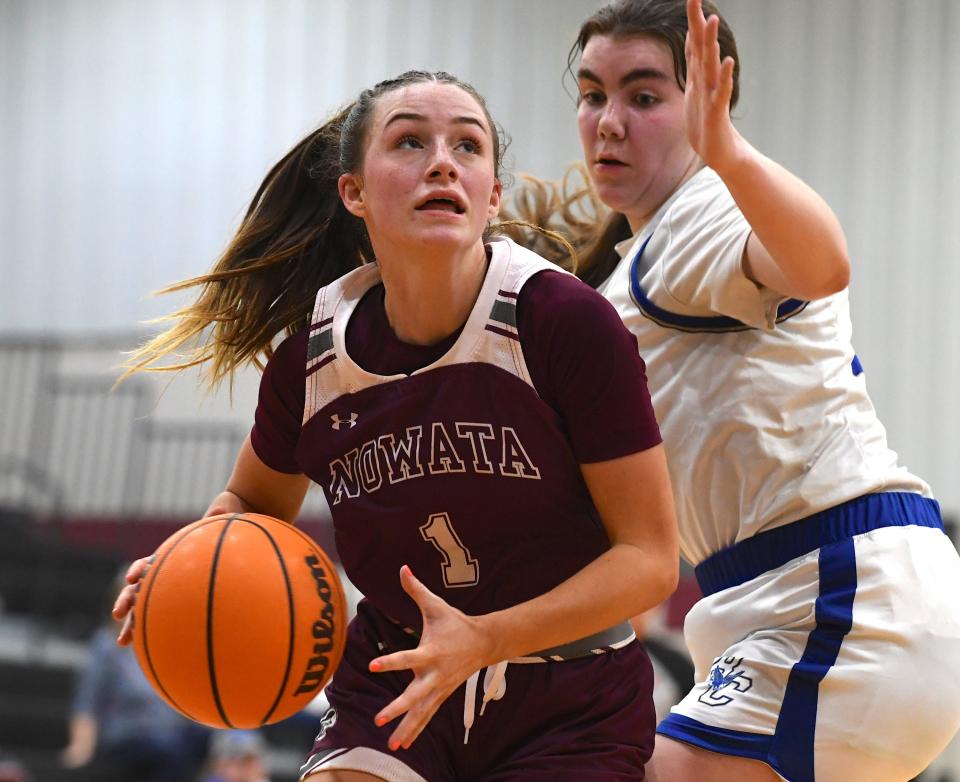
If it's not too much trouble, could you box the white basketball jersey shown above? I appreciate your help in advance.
[599,168,930,565]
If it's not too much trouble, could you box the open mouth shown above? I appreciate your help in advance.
[596,157,627,167]
[416,195,466,215]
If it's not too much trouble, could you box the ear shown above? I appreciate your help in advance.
[338,173,366,218]
[486,179,503,221]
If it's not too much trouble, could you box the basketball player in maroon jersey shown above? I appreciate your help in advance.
[115,71,678,781]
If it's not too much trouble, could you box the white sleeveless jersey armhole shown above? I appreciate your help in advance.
[303,236,567,425]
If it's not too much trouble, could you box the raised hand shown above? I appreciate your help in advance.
[368,566,496,750]
[684,0,741,173]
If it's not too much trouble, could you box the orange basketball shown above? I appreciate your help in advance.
[132,513,347,729]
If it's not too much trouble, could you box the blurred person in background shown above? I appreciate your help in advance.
[0,750,30,782]
[201,731,271,782]
[61,566,208,782]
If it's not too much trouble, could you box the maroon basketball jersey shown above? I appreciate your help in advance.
[259,238,661,633]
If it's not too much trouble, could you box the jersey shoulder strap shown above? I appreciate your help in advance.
[303,264,381,425]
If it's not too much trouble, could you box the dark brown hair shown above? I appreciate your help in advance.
[568,0,740,110]
[563,0,741,286]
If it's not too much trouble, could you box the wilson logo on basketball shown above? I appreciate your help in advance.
[295,555,340,695]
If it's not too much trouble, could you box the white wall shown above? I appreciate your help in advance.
[2,0,958,517]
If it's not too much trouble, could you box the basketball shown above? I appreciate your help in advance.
[131,513,347,729]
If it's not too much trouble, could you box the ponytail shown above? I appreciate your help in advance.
[497,162,629,288]
[121,105,369,389]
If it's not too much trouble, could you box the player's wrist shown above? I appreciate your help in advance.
[472,610,513,666]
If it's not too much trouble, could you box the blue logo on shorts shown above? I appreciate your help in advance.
[698,656,753,707]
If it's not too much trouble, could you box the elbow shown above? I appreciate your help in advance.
[654,556,681,606]
[822,253,851,296]
[632,545,680,613]
[793,252,850,301]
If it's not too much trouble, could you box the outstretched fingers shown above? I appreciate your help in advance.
[366,564,487,750]
[717,56,735,109]
[397,565,440,614]
[684,0,738,167]
[686,0,708,54]
[372,674,445,751]
[686,0,724,94]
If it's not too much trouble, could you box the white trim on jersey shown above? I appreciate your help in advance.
[300,746,429,782]
[303,237,567,425]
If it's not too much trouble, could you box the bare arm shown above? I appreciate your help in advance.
[370,445,679,750]
[205,435,311,522]
[61,713,97,768]
[480,445,678,658]
[685,0,850,301]
[114,436,310,644]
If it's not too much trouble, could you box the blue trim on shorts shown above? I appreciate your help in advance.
[770,538,857,782]
[661,539,861,781]
[694,492,943,596]
[657,713,776,765]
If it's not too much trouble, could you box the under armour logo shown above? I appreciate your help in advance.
[331,413,358,430]
[697,656,753,707]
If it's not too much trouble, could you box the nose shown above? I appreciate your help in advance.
[427,143,459,181]
[597,101,626,140]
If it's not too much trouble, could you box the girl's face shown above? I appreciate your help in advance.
[577,33,698,231]
[339,82,501,258]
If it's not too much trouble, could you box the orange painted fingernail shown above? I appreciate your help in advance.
[369,660,382,672]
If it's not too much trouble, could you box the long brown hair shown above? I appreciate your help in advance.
[519,0,741,287]
[122,70,566,388]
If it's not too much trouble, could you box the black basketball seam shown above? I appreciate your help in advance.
[241,516,297,725]
[284,526,347,673]
[140,518,222,721]
[207,516,237,729]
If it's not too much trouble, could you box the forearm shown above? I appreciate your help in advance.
[206,436,310,522]
[478,541,677,664]
[62,713,97,767]
[204,489,254,517]
[717,137,850,300]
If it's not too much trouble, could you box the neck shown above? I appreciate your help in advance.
[376,241,489,346]
[626,157,705,234]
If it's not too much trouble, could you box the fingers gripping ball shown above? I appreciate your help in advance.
[132,513,347,729]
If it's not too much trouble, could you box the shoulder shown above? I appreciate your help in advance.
[268,328,308,373]
[259,328,309,407]
[520,268,625,328]
[661,167,740,229]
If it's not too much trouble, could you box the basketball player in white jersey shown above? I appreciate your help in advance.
[523,0,960,779]
[114,70,679,780]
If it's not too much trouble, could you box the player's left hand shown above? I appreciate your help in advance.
[368,565,496,750]
[684,0,742,173]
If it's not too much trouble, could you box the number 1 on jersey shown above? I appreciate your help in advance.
[419,512,479,588]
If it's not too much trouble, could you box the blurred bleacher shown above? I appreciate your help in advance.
[0,335,334,782]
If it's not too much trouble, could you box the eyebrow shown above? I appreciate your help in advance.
[577,66,670,87]
[383,112,487,132]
